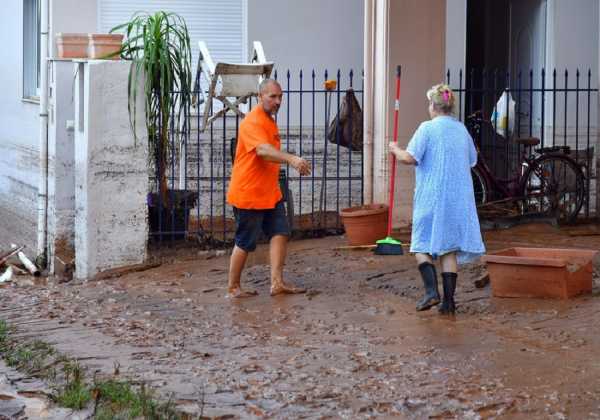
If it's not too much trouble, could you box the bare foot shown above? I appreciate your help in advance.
[270,282,306,296]
[226,288,258,298]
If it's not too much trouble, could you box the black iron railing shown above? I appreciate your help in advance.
[150,69,364,244]
[448,68,598,218]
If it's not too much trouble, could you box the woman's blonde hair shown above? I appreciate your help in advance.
[426,83,455,115]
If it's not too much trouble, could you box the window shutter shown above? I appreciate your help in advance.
[99,0,246,71]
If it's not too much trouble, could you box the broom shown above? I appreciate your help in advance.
[374,65,403,255]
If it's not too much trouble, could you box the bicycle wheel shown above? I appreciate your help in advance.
[471,167,488,205]
[521,155,585,221]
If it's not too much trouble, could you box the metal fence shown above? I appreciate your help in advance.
[448,68,599,218]
[148,66,598,245]
[149,69,364,244]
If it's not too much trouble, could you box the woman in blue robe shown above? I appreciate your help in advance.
[389,84,485,315]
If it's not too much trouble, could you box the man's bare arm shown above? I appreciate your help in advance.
[256,143,311,175]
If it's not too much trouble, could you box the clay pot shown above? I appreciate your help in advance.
[340,204,388,246]
[56,33,89,59]
[88,34,123,60]
[482,247,597,299]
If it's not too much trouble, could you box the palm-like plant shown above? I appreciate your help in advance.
[111,11,192,207]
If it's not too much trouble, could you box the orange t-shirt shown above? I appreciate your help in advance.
[227,105,282,209]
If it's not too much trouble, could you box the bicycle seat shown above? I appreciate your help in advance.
[514,137,540,146]
[536,145,571,154]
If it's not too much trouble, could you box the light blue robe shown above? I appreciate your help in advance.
[406,115,485,264]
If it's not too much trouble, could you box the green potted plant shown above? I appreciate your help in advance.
[111,11,197,238]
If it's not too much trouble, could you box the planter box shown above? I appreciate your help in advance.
[481,247,597,299]
[88,34,123,60]
[56,33,88,58]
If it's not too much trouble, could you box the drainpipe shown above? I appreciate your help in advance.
[37,0,49,265]
[597,1,600,219]
[363,0,375,204]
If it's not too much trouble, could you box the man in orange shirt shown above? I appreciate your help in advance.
[226,79,311,298]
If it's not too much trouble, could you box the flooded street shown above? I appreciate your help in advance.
[1,223,600,418]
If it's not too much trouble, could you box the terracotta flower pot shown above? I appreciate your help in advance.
[56,33,89,59]
[340,204,388,246]
[88,34,123,60]
[482,247,597,299]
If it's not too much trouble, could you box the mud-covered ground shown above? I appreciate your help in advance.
[2,222,600,418]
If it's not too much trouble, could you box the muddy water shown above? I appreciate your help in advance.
[1,223,600,417]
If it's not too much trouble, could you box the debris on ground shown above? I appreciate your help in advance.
[0,223,599,417]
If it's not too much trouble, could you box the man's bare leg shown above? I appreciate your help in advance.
[227,245,258,298]
[269,234,306,296]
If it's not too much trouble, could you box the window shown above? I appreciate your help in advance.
[23,0,41,99]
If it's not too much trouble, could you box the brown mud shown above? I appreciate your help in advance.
[1,222,600,418]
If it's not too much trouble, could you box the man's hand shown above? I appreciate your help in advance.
[289,156,311,176]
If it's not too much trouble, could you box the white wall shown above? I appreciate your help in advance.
[247,0,364,192]
[0,0,99,257]
[445,0,466,82]
[544,0,598,155]
[0,1,43,253]
[248,0,363,76]
[51,0,99,57]
[547,0,598,75]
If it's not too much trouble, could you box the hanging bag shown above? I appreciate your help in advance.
[491,90,516,138]
[327,89,363,152]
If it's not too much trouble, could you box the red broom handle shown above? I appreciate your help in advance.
[386,65,401,237]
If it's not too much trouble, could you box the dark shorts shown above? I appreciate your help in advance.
[233,200,290,252]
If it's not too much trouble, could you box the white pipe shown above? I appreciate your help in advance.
[11,243,41,276]
[37,0,50,264]
[0,266,13,283]
[18,250,41,277]
[363,0,375,204]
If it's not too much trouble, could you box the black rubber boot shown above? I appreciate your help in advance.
[416,262,440,311]
[439,272,457,315]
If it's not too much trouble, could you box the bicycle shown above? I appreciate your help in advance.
[465,111,586,222]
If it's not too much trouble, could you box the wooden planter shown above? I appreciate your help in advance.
[88,34,123,60]
[482,247,597,299]
[56,33,89,58]
[340,204,388,246]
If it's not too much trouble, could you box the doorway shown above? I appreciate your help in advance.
[465,0,547,118]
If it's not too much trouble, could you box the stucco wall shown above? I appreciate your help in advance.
[74,60,148,280]
[384,0,446,225]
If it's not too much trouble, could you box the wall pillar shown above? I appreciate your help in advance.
[367,0,446,226]
[74,60,148,280]
[47,60,76,277]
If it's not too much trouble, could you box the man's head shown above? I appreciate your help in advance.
[258,79,283,116]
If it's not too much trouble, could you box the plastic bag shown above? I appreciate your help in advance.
[327,89,363,152]
[491,91,516,137]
